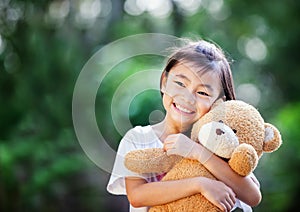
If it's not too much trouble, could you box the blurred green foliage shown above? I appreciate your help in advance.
[0,0,300,211]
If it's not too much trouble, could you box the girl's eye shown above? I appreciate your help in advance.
[197,91,209,96]
[175,81,185,87]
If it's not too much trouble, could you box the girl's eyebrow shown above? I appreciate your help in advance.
[175,74,191,82]
[201,84,214,92]
[175,74,214,92]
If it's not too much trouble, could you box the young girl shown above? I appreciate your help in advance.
[107,39,261,212]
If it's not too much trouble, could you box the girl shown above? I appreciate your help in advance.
[107,39,261,212]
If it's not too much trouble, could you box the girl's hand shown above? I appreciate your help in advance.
[198,177,236,212]
[163,134,200,160]
[163,133,215,163]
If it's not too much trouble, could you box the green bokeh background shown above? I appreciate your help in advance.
[1,0,300,211]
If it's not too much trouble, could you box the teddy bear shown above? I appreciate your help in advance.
[124,100,282,212]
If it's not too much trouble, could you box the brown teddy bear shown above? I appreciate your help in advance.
[124,100,282,212]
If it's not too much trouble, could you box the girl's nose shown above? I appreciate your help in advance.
[182,88,196,105]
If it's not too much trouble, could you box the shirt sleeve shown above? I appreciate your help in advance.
[106,128,149,195]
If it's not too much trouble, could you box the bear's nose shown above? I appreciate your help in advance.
[216,128,225,135]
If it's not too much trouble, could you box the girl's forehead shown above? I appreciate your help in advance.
[171,63,219,82]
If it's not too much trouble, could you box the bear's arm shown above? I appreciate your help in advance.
[228,143,258,176]
[124,148,182,174]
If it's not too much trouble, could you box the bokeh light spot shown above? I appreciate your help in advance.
[236,83,261,106]
[245,37,267,62]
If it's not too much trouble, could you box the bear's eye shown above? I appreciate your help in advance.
[218,120,223,123]
[232,129,237,133]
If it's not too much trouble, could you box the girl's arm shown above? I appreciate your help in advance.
[197,145,261,206]
[164,134,262,207]
[125,176,236,211]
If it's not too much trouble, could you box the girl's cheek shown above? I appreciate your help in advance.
[196,100,211,114]
[164,84,182,98]
[162,95,171,109]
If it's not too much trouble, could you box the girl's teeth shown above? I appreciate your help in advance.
[176,104,192,113]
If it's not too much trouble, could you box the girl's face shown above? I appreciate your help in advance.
[161,62,222,130]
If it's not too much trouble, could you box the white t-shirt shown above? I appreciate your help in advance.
[107,125,252,212]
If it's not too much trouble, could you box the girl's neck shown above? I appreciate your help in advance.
[151,119,191,142]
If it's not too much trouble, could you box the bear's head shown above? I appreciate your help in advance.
[191,100,282,176]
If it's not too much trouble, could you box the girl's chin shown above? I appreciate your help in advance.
[170,116,196,128]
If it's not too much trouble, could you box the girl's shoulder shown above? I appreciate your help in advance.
[131,125,153,134]
[124,125,162,147]
[126,125,157,140]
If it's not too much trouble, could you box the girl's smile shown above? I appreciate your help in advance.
[172,102,195,115]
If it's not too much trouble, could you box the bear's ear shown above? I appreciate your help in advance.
[263,123,282,152]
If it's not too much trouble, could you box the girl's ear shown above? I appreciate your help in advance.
[160,73,168,94]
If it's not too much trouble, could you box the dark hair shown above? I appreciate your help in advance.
[160,39,236,101]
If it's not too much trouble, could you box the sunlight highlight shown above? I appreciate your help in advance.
[74,0,102,28]
[173,0,203,16]
[245,37,267,62]
[236,83,261,106]
[204,0,231,20]
[124,0,173,18]
[0,34,5,55]
[49,0,70,20]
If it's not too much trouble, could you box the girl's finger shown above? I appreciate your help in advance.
[228,193,236,207]
[165,134,180,141]
[226,196,235,209]
[217,202,227,212]
[163,143,174,151]
[164,139,174,144]
[224,199,234,212]
[164,135,176,143]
